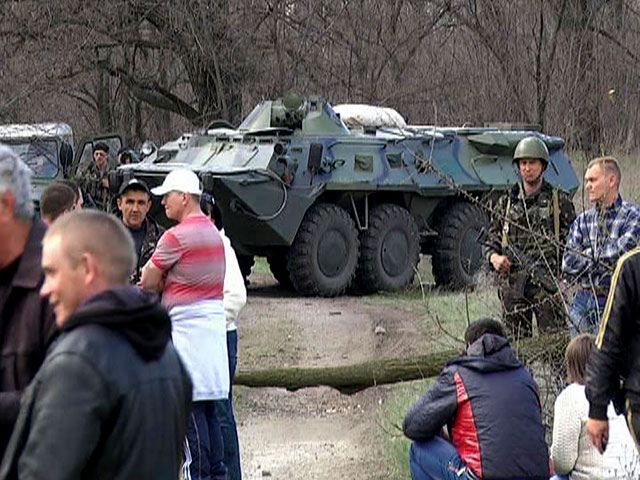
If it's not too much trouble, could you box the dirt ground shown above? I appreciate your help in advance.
[235,270,428,480]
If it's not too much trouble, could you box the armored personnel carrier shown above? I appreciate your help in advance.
[112,95,579,296]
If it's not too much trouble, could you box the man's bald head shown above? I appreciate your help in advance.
[45,210,136,285]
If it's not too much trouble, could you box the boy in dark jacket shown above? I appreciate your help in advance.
[403,318,549,480]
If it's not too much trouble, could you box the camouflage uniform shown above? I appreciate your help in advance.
[483,181,575,337]
[125,216,165,284]
[76,162,111,211]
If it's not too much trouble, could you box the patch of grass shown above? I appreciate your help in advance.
[367,280,501,352]
[252,256,271,275]
[377,380,432,480]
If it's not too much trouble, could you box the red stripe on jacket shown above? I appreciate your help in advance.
[451,371,482,479]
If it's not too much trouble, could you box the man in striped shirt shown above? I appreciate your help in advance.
[562,157,640,336]
[139,168,228,480]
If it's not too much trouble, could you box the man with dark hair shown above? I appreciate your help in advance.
[77,141,111,211]
[403,317,549,480]
[0,210,192,479]
[39,183,76,226]
[116,178,163,283]
[0,147,56,458]
[463,317,507,345]
[58,179,83,210]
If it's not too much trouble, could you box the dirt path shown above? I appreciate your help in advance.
[235,271,428,480]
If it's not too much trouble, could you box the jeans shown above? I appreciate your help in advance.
[569,290,607,337]
[185,401,227,480]
[409,437,473,480]
[213,330,241,480]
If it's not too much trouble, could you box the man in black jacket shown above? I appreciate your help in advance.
[0,210,192,480]
[586,247,640,454]
[0,147,56,458]
[403,318,549,480]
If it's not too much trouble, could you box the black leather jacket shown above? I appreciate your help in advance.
[0,287,192,480]
[587,248,640,419]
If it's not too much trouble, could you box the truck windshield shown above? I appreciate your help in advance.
[8,140,59,178]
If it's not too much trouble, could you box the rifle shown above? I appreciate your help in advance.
[476,227,559,295]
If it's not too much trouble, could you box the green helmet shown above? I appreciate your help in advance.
[513,136,549,166]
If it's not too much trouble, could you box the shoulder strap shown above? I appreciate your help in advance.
[552,189,560,266]
[501,195,512,249]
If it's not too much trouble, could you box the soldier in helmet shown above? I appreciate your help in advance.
[483,136,576,337]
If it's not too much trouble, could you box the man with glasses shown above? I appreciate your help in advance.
[0,147,56,457]
[139,169,228,480]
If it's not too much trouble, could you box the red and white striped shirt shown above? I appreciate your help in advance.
[151,215,225,310]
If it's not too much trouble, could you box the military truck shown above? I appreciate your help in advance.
[112,95,579,296]
[0,122,123,208]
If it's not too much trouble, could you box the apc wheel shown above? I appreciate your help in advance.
[357,204,420,293]
[267,253,293,289]
[432,201,488,289]
[287,204,359,296]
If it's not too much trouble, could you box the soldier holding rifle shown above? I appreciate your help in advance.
[483,136,575,337]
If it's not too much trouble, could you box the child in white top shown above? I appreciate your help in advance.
[551,334,639,479]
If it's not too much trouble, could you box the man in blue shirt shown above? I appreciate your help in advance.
[562,157,640,335]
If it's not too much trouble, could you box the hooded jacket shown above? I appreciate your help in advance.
[403,334,549,480]
[0,286,192,480]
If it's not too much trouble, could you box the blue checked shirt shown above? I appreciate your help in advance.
[562,195,640,292]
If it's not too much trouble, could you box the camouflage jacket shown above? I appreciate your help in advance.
[125,216,165,284]
[483,181,576,277]
[76,162,110,211]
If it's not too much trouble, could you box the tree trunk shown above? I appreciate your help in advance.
[235,333,569,395]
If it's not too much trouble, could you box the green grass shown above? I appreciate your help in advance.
[252,256,270,275]
[366,273,502,352]
[377,380,432,480]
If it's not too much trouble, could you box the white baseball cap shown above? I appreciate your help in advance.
[151,168,202,196]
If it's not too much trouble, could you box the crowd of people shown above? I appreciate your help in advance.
[0,144,246,480]
[3,133,640,480]
[407,137,640,479]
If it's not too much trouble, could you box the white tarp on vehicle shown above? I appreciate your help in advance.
[333,104,407,129]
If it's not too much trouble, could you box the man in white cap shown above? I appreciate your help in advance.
[139,168,228,480]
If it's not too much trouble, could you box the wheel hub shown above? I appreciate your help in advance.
[317,229,349,277]
[381,230,408,277]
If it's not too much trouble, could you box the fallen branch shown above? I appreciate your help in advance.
[235,333,569,394]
